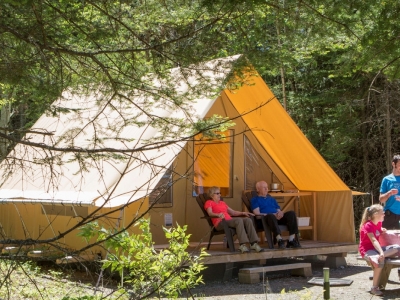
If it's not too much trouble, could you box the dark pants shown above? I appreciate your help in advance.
[261,210,298,235]
[382,210,400,230]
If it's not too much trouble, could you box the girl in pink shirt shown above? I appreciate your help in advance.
[359,204,400,296]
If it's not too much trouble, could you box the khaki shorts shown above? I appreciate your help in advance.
[364,249,385,268]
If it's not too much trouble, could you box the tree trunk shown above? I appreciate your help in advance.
[385,84,392,171]
[0,103,11,159]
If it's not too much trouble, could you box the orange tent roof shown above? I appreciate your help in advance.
[225,74,350,192]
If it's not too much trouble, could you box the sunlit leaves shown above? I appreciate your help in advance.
[79,218,208,299]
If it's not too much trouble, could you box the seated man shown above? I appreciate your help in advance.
[251,181,300,249]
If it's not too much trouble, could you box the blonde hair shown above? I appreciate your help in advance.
[359,204,383,231]
[208,186,220,198]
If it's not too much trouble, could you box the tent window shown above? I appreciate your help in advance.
[149,165,173,207]
[244,135,273,190]
[41,205,88,218]
[193,130,233,197]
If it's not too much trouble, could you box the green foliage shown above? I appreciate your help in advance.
[0,260,101,299]
[2,0,400,190]
[0,83,16,108]
[62,296,99,300]
[192,115,236,139]
[78,219,208,299]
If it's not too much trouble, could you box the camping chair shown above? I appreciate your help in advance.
[195,193,237,252]
[242,190,294,249]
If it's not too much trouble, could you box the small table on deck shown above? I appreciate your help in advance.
[269,191,316,240]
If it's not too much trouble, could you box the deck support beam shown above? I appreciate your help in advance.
[324,253,347,268]
[222,262,235,281]
[238,263,312,284]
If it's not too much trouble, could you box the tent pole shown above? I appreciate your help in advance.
[94,207,124,294]
[40,203,62,248]
[13,204,31,239]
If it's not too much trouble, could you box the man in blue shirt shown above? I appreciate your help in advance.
[251,181,300,249]
[380,154,400,229]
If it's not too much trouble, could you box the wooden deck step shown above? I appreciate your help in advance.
[238,262,312,284]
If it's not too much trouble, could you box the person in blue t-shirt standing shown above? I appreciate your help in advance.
[250,181,300,249]
[379,154,400,229]
[379,154,400,280]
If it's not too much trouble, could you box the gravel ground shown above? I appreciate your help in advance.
[181,251,400,299]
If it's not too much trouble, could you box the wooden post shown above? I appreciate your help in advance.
[323,267,330,300]
[222,262,235,281]
[313,192,317,240]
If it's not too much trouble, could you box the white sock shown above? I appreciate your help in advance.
[289,234,295,241]
[276,234,282,241]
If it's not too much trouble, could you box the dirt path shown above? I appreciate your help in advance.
[182,252,400,299]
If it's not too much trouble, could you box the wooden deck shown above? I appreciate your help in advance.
[187,239,358,266]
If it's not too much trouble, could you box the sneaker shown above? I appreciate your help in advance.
[239,244,249,253]
[277,239,285,249]
[250,243,265,252]
[286,240,301,248]
[370,286,383,296]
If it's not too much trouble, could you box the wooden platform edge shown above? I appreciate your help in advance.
[238,262,312,284]
[202,243,358,265]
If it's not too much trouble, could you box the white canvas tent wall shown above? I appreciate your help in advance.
[0,56,238,208]
[0,56,240,251]
[0,55,356,250]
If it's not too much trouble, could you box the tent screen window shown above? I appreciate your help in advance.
[244,135,272,190]
[149,165,173,207]
[193,130,233,197]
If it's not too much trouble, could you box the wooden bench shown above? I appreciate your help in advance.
[357,256,400,289]
[238,262,312,284]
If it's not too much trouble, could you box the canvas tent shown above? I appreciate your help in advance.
[0,55,356,253]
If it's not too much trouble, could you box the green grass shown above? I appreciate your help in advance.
[0,259,126,300]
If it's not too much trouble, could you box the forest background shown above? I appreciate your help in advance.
[0,1,399,297]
